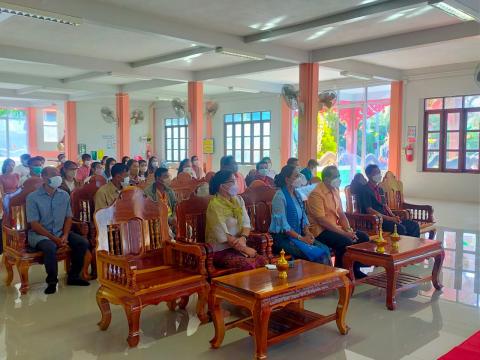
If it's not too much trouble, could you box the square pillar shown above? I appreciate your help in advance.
[298,63,319,166]
[188,82,204,165]
[116,92,130,159]
[64,101,78,160]
[27,107,37,153]
[389,81,403,178]
[205,101,214,172]
[280,97,292,165]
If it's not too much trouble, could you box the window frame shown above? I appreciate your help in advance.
[164,117,189,162]
[423,94,480,173]
[223,111,271,165]
[42,109,58,143]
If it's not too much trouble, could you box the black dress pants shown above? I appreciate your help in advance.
[35,232,89,285]
[382,219,420,237]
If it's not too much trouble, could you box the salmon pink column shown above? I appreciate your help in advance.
[188,82,204,166]
[280,97,292,165]
[205,101,214,172]
[298,63,319,166]
[389,81,403,178]
[64,101,78,160]
[27,107,37,153]
[116,92,130,159]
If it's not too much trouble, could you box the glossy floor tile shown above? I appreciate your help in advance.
[0,200,479,360]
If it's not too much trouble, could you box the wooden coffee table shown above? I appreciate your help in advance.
[343,235,444,311]
[209,260,351,360]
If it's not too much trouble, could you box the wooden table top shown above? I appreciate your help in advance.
[346,236,442,258]
[212,260,348,299]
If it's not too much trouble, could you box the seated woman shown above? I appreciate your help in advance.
[206,170,267,271]
[178,158,197,179]
[59,161,81,194]
[191,155,205,179]
[349,173,367,210]
[84,161,103,184]
[269,165,331,264]
[0,158,20,195]
[138,159,148,181]
[245,160,275,187]
[102,157,116,181]
[126,159,141,186]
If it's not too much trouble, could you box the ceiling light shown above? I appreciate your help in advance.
[0,2,82,25]
[429,1,476,21]
[227,86,260,94]
[340,71,373,81]
[215,47,265,61]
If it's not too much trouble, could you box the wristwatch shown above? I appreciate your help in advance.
[297,234,302,240]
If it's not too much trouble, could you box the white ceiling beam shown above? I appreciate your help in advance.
[16,85,44,95]
[244,0,428,43]
[119,79,183,92]
[318,78,390,92]
[311,21,480,62]
[5,0,308,63]
[323,60,403,80]
[194,60,294,81]
[0,88,68,100]
[61,71,112,83]
[130,46,213,68]
[208,78,283,94]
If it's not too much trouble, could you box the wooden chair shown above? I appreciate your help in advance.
[94,188,209,347]
[70,175,106,278]
[344,185,381,237]
[2,179,88,294]
[171,172,200,202]
[176,194,269,279]
[380,171,436,239]
[248,179,269,188]
[204,171,215,183]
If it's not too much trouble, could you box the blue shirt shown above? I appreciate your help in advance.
[269,189,309,233]
[26,186,72,247]
[300,167,313,181]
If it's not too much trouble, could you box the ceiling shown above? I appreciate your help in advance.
[0,0,478,103]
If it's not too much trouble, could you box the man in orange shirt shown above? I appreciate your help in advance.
[220,155,246,194]
[307,165,369,279]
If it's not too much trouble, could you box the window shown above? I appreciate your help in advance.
[423,94,480,173]
[165,118,188,162]
[0,108,28,166]
[224,111,271,164]
[43,110,58,143]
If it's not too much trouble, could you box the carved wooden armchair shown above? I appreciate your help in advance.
[94,187,209,347]
[3,179,87,294]
[344,185,381,237]
[171,172,201,202]
[175,194,269,279]
[380,172,436,238]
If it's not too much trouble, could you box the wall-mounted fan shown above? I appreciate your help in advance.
[205,101,219,118]
[281,84,299,111]
[130,109,145,125]
[100,106,117,124]
[475,63,480,88]
[171,98,187,118]
[318,91,337,111]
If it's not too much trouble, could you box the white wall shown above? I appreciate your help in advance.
[35,104,65,153]
[76,98,152,159]
[402,70,480,203]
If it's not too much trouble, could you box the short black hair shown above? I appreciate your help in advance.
[2,158,15,175]
[61,160,78,177]
[261,156,271,162]
[256,160,268,170]
[209,170,233,195]
[191,155,198,162]
[274,165,296,188]
[28,156,43,167]
[321,165,338,180]
[139,159,147,166]
[57,153,65,160]
[111,163,127,178]
[287,157,298,166]
[89,161,101,176]
[121,156,130,164]
[81,153,92,161]
[126,159,138,170]
[20,154,31,162]
[365,164,379,176]
[307,159,319,167]
[220,155,235,168]
[154,167,169,178]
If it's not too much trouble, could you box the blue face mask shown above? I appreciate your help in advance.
[32,166,42,176]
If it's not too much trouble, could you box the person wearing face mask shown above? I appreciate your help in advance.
[83,161,103,184]
[59,161,81,195]
[178,158,197,179]
[360,164,420,237]
[206,170,267,271]
[20,156,44,187]
[126,159,141,185]
[220,155,246,194]
[26,167,90,294]
[138,160,148,180]
[95,164,128,210]
[76,154,92,183]
[56,153,66,170]
[245,160,275,187]
[145,156,160,185]
[300,159,319,183]
[269,165,331,264]
[307,165,369,279]
[287,157,307,187]
[191,155,204,179]
[14,153,31,184]
[261,156,276,179]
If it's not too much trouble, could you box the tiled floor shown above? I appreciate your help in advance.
[0,199,478,360]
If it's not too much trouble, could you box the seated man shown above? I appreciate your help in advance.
[94,164,129,210]
[26,167,90,294]
[359,164,420,237]
[20,156,44,187]
[307,165,369,279]
[144,167,177,235]
[300,159,319,183]
[245,160,275,187]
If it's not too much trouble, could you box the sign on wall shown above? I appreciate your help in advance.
[407,126,417,143]
[203,138,214,154]
[78,143,87,155]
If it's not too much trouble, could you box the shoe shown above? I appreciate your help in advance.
[44,284,57,294]
[354,271,368,280]
[67,278,90,286]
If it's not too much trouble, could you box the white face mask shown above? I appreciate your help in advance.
[372,173,382,184]
[227,184,239,196]
[292,176,305,188]
[330,178,341,189]
[122,176,130,187]
[84,161,91,167]
[267,163,272,170]
[258,168,268,176]
[151,161,159,168]
[48,176,63,189]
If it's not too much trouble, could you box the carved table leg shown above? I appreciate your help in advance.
[179,296,190,310]
[96,288,112,331]
[336,275,351,335]
[124,303,141,347]
[386,265,399,311]
[252,302,271,360]
[209,288,225,349]
[432,251,444,291]
[343,252,356,296]
[4,256,14,286]
[196,283,209,323]
[18,261,29,295]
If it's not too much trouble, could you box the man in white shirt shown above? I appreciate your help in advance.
[14,153,31,185]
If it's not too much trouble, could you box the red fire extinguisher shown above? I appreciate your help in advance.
[405,144,414,162]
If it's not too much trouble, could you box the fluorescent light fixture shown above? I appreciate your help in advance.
[0,1,82,25]
[227,86,260,94]
[340,71,373,80]
[429,1,476,21]
[215,47,265,61]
